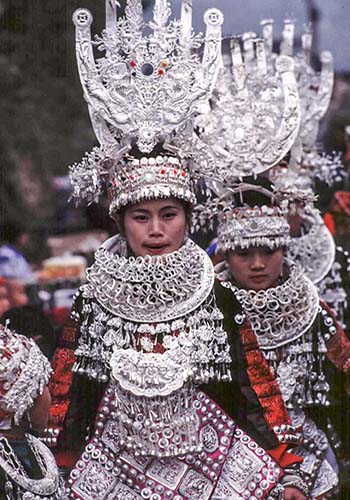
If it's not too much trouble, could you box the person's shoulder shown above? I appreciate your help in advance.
[214,279,239,329]
[0,244,14,259]
[214,279,234,307]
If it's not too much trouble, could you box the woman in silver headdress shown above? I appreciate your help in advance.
[50,148,288,499]
[212,182,350,499]
[0,324,60,499]
[46,1,284,499]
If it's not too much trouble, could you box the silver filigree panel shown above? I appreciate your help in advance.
[85,236,214,322]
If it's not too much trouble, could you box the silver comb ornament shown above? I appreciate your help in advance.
[196,33,300,181]
[72,0,223,156]
[262,18,334,150]
[294,25,334,150]
[265,19,342,192]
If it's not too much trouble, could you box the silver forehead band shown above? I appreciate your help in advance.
[69,148,196,210]
[108,155,196,215]
[217,206,290,252]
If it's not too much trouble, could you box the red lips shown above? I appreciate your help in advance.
[144,244,169,255]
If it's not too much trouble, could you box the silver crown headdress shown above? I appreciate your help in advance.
[193,183,290,252]
[69,0,224,214]
[259,22,340,289]
[269,155,337,287]
[216,185,290,253]
[0,324,52,426]
[195,31,300,181]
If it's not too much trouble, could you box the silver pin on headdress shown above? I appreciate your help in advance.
[69,0,224,212]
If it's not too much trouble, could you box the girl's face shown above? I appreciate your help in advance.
[0,284,10,316]
[123,198,187,257]
[7,280,28,308]
[226,246,284,291]
[28,386,52,434]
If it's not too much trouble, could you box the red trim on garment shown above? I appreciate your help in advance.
[54,450,81,469]
[240,319,292,430]
[48,346,76,429]
[239,320,303,468]
[323,213,335,236]
[268,444,303,468]
[322,301,350,372]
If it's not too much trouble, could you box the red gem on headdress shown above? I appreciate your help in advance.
[173,169,178,174]
[181,171,187,177]
[130,60,137,68]
[158,68,165,75]
[160,169,166,174]
[129,175,134,180]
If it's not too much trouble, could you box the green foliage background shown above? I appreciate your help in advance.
[0,1,150,228]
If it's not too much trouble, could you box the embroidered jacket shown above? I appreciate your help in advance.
[211,280,350,497]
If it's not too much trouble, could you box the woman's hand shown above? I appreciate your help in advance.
[283,486,307,500]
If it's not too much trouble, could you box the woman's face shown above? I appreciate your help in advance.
[226,246,284,291]
[7,280,28,308]
[123,198,187,257]
[0,284,10,316]
[28,386,51,433]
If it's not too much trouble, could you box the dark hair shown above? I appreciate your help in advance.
[128,143,169,159]
[1,305,57,360]
[231,175,275,208]
[0,221,26,245]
